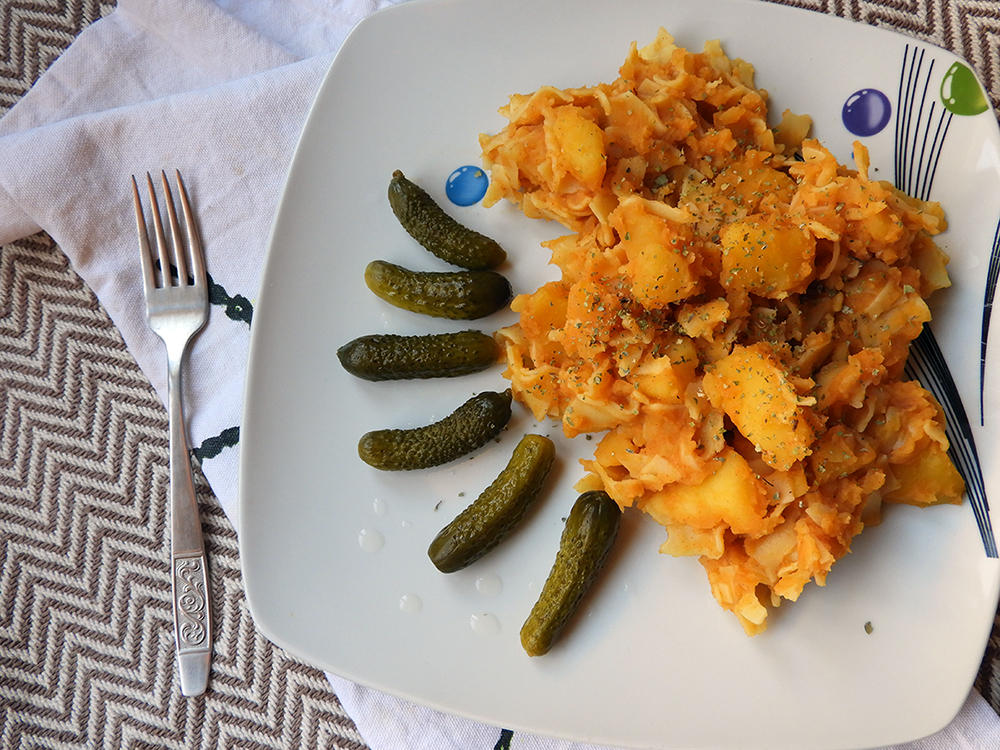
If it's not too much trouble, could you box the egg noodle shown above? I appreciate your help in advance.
[479,29,964,634]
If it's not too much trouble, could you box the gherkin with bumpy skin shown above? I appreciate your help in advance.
[364,260,511,320]
[428,434,556,573]
[337,330,500,381]
[520,490,622,657]
[358,389,512,471]
[388,170,506,270]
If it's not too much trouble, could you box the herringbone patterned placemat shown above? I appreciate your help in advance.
[1,2,999,750]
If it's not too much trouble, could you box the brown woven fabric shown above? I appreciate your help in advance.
[1,2,998,749]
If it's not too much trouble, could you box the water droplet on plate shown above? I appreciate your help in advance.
[373,497,388,516]
[399,593,422,614]
[446,165,489,206]
[470,612,501,636]
[475,572,503,598]
[358,528,384,553]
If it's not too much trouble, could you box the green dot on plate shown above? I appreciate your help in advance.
[940,61,988,116]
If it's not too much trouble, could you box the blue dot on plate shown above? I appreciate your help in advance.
[446,166,489,206]
[842,89,892,137]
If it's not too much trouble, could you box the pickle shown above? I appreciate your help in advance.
[337,330,500,381]
[520,490,622,657]
[358,389,512,471]
[428,434,556,573]
[365,260,511,320]
[388,170,506,270]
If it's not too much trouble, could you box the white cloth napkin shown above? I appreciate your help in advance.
[2,1,998,748]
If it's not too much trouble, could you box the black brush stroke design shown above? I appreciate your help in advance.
[207,271,253,326]
[982,218,1000,425]
[194,426,240,462]
[895,45,954,202]
[894,45,996,557]
[155,260,254,326]
[906,331,997,557]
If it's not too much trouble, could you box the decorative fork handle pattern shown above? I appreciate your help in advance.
[174,555,210,649]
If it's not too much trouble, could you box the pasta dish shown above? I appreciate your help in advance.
[479,29,964,634]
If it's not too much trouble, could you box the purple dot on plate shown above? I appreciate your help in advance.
[446,166,489,206]
[842,89,892,137]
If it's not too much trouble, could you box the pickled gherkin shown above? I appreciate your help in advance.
[358,389,512,471]
[337,330,500,381]
[428,434,555,573]
[388,170,506,270]
[520,490,621,657]
[364,260,511,320]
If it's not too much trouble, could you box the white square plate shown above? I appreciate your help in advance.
[240,1,1000,747]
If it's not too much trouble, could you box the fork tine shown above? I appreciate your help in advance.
[174,170,206,289]
[145,172,173,288]
[132,175,157,296]
[160,170,190,287]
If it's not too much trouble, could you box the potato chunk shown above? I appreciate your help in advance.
[703,344,818,470]
[642,448,772,538]
[546,106,607,191]
[883,441,965,507]
[612,196,699,308]
[720,216,815,298]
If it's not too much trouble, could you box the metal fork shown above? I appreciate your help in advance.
[132,170,212,696]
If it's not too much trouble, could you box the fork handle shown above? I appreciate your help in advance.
[167,352,212,696]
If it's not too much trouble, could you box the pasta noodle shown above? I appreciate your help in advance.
[479,29,964,634]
